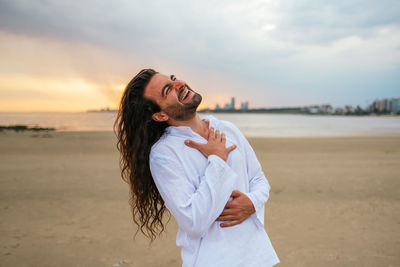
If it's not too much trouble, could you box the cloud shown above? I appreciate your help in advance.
[0,0,399,109]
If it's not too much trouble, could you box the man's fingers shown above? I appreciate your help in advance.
[184,139,202,149]
[230,190,242,198]
[220,220,241,228]
[221,133,226,144]
[227,144,237,152]
[208,127,215,140]
[219,208,237,216]
[224,202,237,209]
[216,215,236,221]
[215,129,220,140]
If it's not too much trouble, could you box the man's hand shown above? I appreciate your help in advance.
[216,190,255,227]
[185,127,236,162]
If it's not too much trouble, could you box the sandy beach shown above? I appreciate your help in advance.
[0,131,399,267]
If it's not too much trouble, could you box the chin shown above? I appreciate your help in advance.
[164,92,203,121]
[190,93,202,110]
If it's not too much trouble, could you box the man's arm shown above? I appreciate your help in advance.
[216,123,271,228]
[216,190,256,227]
[241,135,271,228]
[150,153,237,238]
[150,128,238,238]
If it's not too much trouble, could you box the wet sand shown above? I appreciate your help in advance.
[0,131,399,267]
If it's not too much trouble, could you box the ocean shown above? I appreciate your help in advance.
[0,112,399,137]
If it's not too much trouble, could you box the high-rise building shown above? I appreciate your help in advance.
[240,101,249,110]
[372,98,400,113]
[378,99,386,112]
[392,98,400,112]
[231,97,236,110]
[371,101,377,112]
[385,99,391,112]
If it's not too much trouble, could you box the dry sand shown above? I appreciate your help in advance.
[0,131,399,267]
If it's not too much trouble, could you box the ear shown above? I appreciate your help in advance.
[152,111,169,122]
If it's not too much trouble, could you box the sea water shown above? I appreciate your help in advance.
[0,112,399,137]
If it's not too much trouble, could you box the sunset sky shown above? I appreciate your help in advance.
[0,0,399,112]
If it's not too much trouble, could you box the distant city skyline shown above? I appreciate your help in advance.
[209,96,400,112]
[93,96,399,113]
[0,0,399,112]
[198,96,400,116]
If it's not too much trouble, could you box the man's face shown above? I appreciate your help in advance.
[144,73,202,121]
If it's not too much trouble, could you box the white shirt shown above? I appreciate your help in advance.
[149,115,280,267]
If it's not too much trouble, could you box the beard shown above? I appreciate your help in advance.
[163,87,202,121]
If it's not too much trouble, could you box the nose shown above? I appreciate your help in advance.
[173,79,185,91]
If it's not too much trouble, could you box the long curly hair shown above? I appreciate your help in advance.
[114,69,170,242]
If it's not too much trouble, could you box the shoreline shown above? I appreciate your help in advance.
[2,110,400,116]
[1,113,399,137]
[2,129,400,138]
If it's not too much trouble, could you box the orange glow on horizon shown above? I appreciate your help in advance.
[0,73,219,112]
[0,74,120,112]
[0,31,248,113]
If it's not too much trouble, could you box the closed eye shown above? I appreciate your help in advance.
[162,75,178,97]
[166,85,171,95]
[162,81,173,97]
[163,75,176,97]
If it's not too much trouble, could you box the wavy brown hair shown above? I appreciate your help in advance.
[114,69,170,242]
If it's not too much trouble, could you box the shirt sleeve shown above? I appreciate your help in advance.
[235,129,271,228]
[149,148,238,238]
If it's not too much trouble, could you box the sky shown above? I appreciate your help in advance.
[0,0,399,112]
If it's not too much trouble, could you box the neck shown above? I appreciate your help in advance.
[168,113,209,139]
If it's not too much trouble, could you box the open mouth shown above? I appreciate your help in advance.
[179,86,191,102]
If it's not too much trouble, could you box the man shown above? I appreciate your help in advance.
[114,69,279,267]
